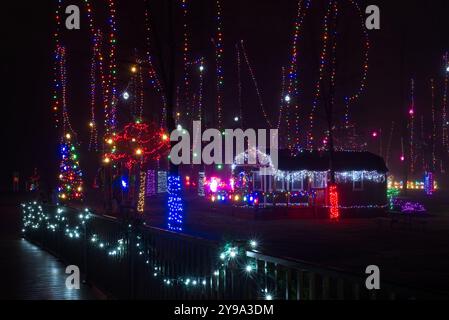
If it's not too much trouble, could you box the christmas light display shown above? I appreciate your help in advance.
[84,0,104,152]
[144,0,167,126]
[388,178,438,191]
[197,58,205,121]
[22,202,276,300]
[430,79,437,171]
[387,188,400,211]
[103,0,118,133]
[180,0,192,120]
[51,0,63,128]
[328,184,340,220]
[240,40,272,127]
[343,0,370,127]
[146,170,156,197]
[307,0,335,150]
[158,171,168,193]
[58,134,84,201]
[277,67,286,130]
[215,0,224,130]
[284,0,311,151]
[409,79,416,173]
[391,199,426,214]
[442,53,449,149]
[103,122,170,169]
[198,172,206,197]
[137,171,147,213]
[168,175,184,231]
[424,171,435,196]
[53,44,84,202]
[236,44,244,126]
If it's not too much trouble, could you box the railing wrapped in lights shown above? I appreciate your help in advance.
[21,202,437,300]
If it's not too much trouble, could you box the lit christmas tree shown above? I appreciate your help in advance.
[58,133,84,201]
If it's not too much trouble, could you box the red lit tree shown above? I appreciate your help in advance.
[103,122,170,169]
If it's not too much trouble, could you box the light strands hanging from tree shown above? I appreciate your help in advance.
[240,40,273,128]
[215,0,224,131]
[442,52,449,150]
[307,0,334,150]
[144,0,167,127]
[84,0,101,151]
[105,0,118,133]
[180,0,192,122]
[343,0,370,128]
[284,0,311,152]
[409,79,416,174]
[55,46,84,201]
[431,78,437,171]
[236,43,244,127]
[52,0,64,128]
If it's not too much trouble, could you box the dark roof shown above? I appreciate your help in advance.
[277,150,388,172]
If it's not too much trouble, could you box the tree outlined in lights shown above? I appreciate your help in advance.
[58,134,84,201]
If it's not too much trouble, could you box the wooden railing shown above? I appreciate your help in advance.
[22,204,444,300]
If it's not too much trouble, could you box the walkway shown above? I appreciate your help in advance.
[0,194,101,300]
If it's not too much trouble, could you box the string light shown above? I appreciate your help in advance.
[144,0,167,127]
[180,0,192,122]
[307,0,334,150]
[343,0,370,128]
[430,79,437,171]
[236,43,243,126]
[168,175,184,231]
[442,53,449,149]
[146,170,156,197]
[103,122,170,169]
[52,0,63,128]
[25,206,263,291]
[329,184,340,220]
[284,0,311,151]
[240,40,272,128]
[409,79,415,174]
[137,172,147,213]
[215,0,224,130]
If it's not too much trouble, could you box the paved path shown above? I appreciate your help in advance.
[0,195,101,300]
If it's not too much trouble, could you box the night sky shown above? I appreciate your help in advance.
[1,0,449,192]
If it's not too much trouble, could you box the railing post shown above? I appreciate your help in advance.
[322,276,330,300]
[309,272,316,300]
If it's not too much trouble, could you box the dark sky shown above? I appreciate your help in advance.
[1,0,449,191]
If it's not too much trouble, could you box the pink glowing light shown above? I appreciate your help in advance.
[209,177,219,193]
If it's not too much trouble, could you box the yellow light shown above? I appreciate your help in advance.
[77,187,83,192]
[234,195,240,201]
[65,133,71,140]
[89,122,94,128]
[162,134,169,141]
[103,157,111,164]
[60,194,66,199]
[107,139,113,145]
[136,149,143,156]
[131,66,138,73]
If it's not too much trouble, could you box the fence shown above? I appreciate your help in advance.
[21,203,442,300]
